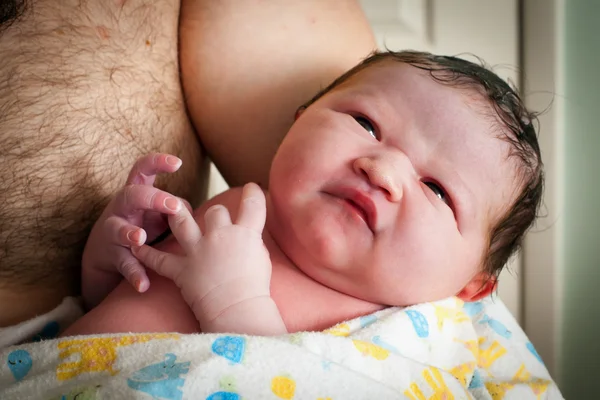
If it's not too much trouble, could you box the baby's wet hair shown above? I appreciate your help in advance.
[301,50,544,281]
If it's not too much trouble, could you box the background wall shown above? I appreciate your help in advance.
[560,0,600,396]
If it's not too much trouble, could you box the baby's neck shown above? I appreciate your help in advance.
[262,228,384,332]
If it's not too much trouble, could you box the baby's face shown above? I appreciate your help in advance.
[267,61,518,306]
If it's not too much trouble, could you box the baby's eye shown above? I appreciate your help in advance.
[354,116,378,140]
[424,181,449,205]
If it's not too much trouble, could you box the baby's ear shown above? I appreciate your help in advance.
[294,106,306,120]
[456,273,497,302]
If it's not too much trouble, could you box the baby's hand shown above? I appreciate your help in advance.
[82,153,191,309]
[132,183,272,330]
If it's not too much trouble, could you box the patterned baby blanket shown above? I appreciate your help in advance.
[0,296,563,399]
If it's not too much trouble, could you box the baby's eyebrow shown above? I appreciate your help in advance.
[339,85,399,118]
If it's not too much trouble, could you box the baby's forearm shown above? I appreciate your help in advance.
[199,296,287,336]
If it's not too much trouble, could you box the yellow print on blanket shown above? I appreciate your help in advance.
[324,323,351,337]
[352,340,390,360]
[434,303,470,331]
[56,333,178,381]
[484,364,551,400]
[271,375,296,399]
[485,381,515,400]
[478,338,507,370]
[512,364,551,398]
[404,367,455,400]
[449,362,476,388]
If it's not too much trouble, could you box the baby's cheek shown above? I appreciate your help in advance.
[448,244,483,285]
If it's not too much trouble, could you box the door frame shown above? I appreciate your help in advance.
[521,0,564,383]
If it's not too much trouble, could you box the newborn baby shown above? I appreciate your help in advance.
[75,50,543,336]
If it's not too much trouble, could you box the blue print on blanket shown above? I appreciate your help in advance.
[468,369,484,389]
[212,336,246,364]
[6,349,32,381]
[371,335,400,353]
[526,341,544,364]
[405,310,429,338]
[463,301,485,317]
[206,391,241,400]
[359,314,378,328]
[479,314,512,339]
[127,353,190,400]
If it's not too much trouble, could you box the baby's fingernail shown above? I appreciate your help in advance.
[126,230,135,243]
[164,197,180,211]
[165,156,182,167]
[138,280,149,293]
[243,196,260,204]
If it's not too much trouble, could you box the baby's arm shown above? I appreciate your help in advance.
[82,153,191,309]
[132,183,287,336]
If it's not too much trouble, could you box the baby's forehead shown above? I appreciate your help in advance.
[344,60,519,144]
[331,62,495,120]
[337,60,509,134]
[342,60,494,105]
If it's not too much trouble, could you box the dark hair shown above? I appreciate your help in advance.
[302,50,544,280]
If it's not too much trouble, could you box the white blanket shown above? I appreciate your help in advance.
[0,296,563,399]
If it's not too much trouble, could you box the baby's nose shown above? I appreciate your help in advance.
[353,155,404,202]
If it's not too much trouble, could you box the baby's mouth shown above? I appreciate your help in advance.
[335,193,377,233]
[322,187,378,233]
[345,199,370,227]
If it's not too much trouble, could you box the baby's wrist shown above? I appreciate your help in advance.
[200,295,286,336]
[190,278,271,325]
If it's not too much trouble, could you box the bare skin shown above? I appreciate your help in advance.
[179,0,377,188]
[0,0,205,326]
[64,186,383,336]
[0,0,376,327]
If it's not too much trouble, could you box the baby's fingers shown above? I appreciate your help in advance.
[204,205,232,232]
[168,203,202,254]
[126,153,182,186]
[235,183,266,232]
[181,198,194,214]
[132,245,183,283]
[115,185,182,218]
[105,216,147,247]
[117,259,150,293]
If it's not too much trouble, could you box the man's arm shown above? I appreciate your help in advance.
[179,0,376,188]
